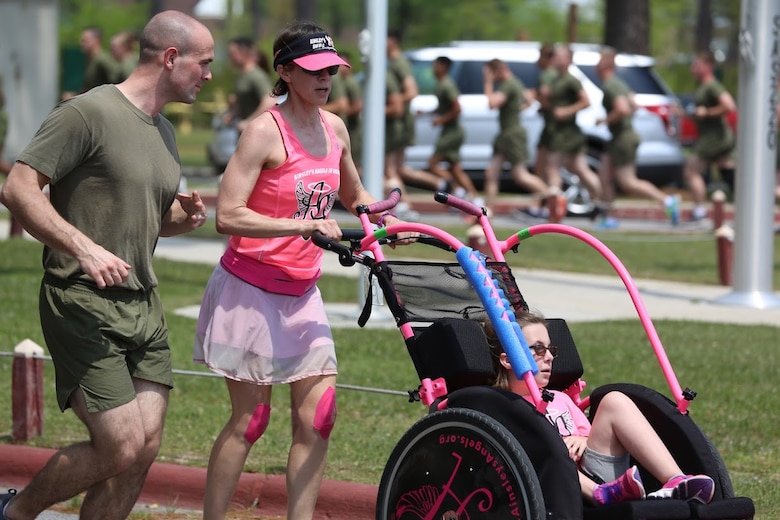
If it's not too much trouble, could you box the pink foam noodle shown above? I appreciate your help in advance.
[503,223,691,414]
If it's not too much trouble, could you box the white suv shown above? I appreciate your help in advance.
[404,41,684,214]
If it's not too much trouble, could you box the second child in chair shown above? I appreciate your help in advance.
[484,311,715,507]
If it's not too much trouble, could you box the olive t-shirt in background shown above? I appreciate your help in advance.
[18,85,180,291]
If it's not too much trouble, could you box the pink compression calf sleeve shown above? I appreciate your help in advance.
[313,387,337,440]
[244,404,271,445]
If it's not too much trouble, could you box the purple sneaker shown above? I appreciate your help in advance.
[673,475,715,504]
[592,465,646,506]
[648,474,715,504]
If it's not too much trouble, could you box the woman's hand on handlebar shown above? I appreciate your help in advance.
[302,219,342,240]
[381,214,418,248]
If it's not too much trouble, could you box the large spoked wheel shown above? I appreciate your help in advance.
[376,408,546,520]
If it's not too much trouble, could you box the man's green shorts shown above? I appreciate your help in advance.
[550,123,586,156]
[696,131,735,162]
[40,275,173,413]
[434,124,465,163]
[493,125,529,167]
[606,130,640,167]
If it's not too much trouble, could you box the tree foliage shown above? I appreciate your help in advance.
[59,0,150,46]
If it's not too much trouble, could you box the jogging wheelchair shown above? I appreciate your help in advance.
[314,189,755,520]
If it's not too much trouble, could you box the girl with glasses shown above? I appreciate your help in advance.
[484,311,715,507]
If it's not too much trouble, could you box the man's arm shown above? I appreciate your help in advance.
[0,162,132,288]
[555,88,590,121]
[160,190,208,237]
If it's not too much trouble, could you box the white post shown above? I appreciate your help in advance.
[355,0,389,317]
[360,0,387,200]
[714,0,780,309]
[0,0,59,162]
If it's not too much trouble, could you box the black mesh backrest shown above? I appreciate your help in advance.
[410,318,495,391]
[546,318,585,392]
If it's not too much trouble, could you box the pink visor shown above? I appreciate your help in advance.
[273,32,351,71]
[293,51,350,71]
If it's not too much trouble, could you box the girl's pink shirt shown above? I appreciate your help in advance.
[226,106,342,282]
[524,389,591,437]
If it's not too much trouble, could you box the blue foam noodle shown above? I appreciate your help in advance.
[455,247,536,378]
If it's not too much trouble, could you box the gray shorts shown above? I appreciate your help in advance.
[579,447,630,484]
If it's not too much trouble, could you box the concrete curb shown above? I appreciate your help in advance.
[0,444,378,519]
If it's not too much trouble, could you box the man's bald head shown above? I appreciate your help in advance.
[138,10,210,64]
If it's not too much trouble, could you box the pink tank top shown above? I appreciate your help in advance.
[224,106,342,286]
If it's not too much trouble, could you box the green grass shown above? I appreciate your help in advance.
[0,239,778,518]
[175,127,214,168]
[176,216,780,288]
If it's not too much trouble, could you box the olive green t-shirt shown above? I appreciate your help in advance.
[538,65,558,123]
[497,76,525,132]
[550,72,584,130]
[601,74,633,136]
[388,54,416,141]
[435,75,461,131]
[83,50,117,91]
[343,74,362,134]
[235,66,272,120]
[327,73,348,119]
[385,73,404,153]
[18,85,180,291]
[693,79,732,144]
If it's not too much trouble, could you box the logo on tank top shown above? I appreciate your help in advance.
[294,180,336,220]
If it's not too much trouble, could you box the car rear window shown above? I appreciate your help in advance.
[578,64,669,95]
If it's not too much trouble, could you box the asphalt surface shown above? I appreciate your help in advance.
[2,188,779,519]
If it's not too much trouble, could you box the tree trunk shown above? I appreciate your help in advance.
[296,0,317,21]
[604,0,650,55]
[695,0,713,53]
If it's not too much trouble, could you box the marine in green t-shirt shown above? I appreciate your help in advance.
[601,74,640,167]
[235,66,272,121]
[433,73,464,162]
[549,71,587,155]
[388,53,416,147]
[17,85,181,291]
[693,79,735,162]
[324,72,348,120]
[385,72,404,154]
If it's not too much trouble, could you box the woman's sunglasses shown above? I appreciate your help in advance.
[300,65,340,76]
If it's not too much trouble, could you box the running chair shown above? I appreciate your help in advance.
[409,317,755,520]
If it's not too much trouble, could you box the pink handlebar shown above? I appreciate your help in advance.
[365,187,402,214]
[434,191,484,217]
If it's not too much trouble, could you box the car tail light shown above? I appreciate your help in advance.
[645,104,679,137]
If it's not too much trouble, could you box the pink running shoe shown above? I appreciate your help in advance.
[592,465,646,506]
[648,474,715,504]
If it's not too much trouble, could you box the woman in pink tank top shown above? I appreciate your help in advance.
[194,21,413,520]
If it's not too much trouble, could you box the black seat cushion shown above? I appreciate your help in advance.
[546,318,585,392]
[410,318,495,391]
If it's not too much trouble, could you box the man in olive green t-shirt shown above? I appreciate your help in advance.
[227,36,274,132]
[546,45,602,216]
[535,43,557,179]
[683,51,737,221]
[482,58,552,214]
[595,47,679,228]
[0,12,213,519]
[427,56,479,202]
[80,27,117,92]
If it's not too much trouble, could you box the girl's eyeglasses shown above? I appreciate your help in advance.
[529,343,559,358]
[301,65,340,76]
